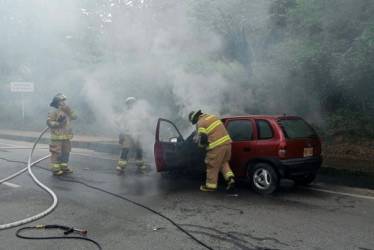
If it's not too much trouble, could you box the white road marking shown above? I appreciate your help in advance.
[2,139,372,200]
[0,141,48,149]
[72,152,117,161]
[0,142,27,147]
[301,186,374,201]
[73,152,372,200]
[0,147,48,150]
[1,182,21,188]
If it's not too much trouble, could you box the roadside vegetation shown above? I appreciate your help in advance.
[319,109,374,161]
[0,0,373,161]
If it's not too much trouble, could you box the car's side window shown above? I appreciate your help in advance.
[226,120,253,141]
[159,121,181,142]
[256,120,273,140]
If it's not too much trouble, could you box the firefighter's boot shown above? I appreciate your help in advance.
[116,160,127,174]
[61,163,73,174]
[136,159,146,173]
[226,177,235,191]
[117,148,129,174]
[51,163,63,176]
[50,153,63,176]
[52,170,64,176]
[200,185,217,192]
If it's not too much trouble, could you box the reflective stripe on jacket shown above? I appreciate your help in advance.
[47,106,77,141]
[196,114,232,150]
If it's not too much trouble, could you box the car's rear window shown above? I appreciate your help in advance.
[277,118,317,139]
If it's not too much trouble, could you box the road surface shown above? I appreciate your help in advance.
[1,139,373,250]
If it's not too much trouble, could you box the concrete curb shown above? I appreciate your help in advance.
[319,165,374,179]
[1,132,373,181]
[0,133,121,155]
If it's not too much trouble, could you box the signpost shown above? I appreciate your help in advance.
[10,82,34,122]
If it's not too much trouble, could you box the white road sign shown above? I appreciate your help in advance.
[10,82,34,92]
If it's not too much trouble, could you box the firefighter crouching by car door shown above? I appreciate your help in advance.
[189,110,235,192]
[116,97,147,174]
[47,93,78,176]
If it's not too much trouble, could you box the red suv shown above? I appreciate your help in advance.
[154,115,323,195]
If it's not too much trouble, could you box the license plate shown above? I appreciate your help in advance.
[303,147,313,157]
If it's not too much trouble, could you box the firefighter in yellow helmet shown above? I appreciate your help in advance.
[47,93,78,175]
[189,110,235,191]
[116,97,147,174]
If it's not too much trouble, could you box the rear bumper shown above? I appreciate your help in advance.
[277,156,323,178]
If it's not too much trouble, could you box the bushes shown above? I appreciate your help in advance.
[324,108,374,140]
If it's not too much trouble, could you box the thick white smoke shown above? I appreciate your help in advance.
[171,70,229,118]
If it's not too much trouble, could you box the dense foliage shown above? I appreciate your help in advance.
[0,0,373,140]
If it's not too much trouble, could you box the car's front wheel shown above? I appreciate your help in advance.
[248,163,279,195]
[160,170,181,179]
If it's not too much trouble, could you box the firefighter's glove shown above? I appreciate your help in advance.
[60,105,72,114]
[57,115,66,122]
[198,133,208,147]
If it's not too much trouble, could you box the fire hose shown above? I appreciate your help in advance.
[0,127,102,249]
[0,128,211,250]
[0,127,56,230]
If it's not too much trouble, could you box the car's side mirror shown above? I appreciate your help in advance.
[170,137,179,143]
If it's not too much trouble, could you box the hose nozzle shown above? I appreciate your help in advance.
[43,224,87,235]
[63,227,87,235]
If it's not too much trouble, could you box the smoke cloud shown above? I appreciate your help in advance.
[3,0,362,156]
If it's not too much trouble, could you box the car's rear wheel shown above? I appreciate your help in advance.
[248,163,278,195]
[294,173,316,186]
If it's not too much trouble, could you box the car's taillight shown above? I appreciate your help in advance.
[316,139,322,155]
[278,141,287,159]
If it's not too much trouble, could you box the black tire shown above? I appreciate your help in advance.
[248,163,279,195]
[294,173,316,186]
[161,170,181,179]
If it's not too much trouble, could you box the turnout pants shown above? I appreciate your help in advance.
[204,144,234,189]
[49,140,72,173]
[118,134,144,168]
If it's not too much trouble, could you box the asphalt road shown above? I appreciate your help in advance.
[1,139,373,250]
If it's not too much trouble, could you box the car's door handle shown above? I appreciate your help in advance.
[243,147,251,152]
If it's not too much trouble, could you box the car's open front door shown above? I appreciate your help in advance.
[154,118,185,172]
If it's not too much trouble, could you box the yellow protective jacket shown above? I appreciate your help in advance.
[47,105,78,140]
[196,114,232,150]
[116,110,147,137]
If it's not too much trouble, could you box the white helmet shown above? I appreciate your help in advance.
[125,97,136,106]
[50,93,67,108]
